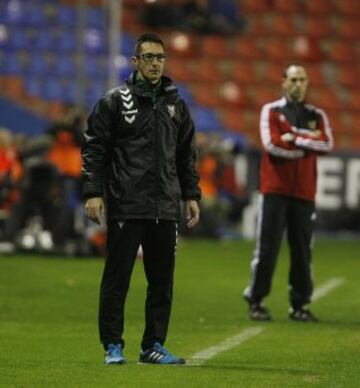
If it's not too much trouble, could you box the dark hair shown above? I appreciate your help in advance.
[283,63,306,78]
[133,33,165,57]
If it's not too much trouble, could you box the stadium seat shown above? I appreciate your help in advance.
[5,28,30,50]
[218,82,248,108]
[1,53,23,75]
[270,14,298,36]
[302,17,334,39]
[83,28,107,54]
[56,6,76,26]
[306,65,328,86]
[260,63,285,85]
[245,15,269,36]
[308,86,344,111]
[202,36,231,58]
[33,30,56,51]
[337,19,360,40]
[191,84,222,108]
[41,77,64,101]
[263,38,293,61]
[334,0,360,16]
[304,0,334,15]
[56,30,77,52]
[325,41,358,64]
[273,0,302,13]
[231,62,257,85]
[166,33,199,58]
[85,7,106,28]
[51,56,77,77]
[337,66,360,88]
[166,58,197,83]
[250,86,279,108]
[241,0,270,13]
[347,90,360,110]
[232,37,264,60]
[291,36,325,62]
[26,55,50,76]
[192,60,227,83]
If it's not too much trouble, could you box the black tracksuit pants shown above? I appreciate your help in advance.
[99,219,177,350]
[244,194,315,309]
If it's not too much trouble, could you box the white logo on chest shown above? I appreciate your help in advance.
[167,104,176,118]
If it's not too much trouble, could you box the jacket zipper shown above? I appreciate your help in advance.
[154,103,160,222]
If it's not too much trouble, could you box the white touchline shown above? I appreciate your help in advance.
[187,327,265,366]
[187,278,344,366]
[312,277,345,302]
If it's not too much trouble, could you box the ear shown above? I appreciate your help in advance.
[131,56,138,67]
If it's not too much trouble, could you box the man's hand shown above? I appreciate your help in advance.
[281,133,295,142]
[185,200,200,228]
[85,197,105,225]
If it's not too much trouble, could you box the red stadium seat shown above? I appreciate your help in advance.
[166,58,197,83]
[308,86,344,111]
[250,86,279,108]
[260,63,285,86]
[306,65,328,86]
[347,89,360,110]
[270,14,298,36]
[202,36,231,58]
[337,20,360,40]
[291,36,325,62]
[231,62,257,85]
[335,0,360,16]
[218,82,249,108]
[232,37,264,60]
[325,41,359,64]
[337,66,360,88]
[166,33,199,58]
[263,38,293,61]
[192,60,228,83]
[302,17,334,39]
[305,0,335,15]
[273,0,302,13]
[241,0,270,13]
[191,84,222,108]
[245,15,269,36]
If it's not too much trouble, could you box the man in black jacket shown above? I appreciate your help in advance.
[82,33,201,365]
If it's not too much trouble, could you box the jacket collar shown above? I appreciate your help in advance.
[126,71,178,97]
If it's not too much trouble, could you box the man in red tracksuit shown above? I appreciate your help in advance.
[243,64,334,321]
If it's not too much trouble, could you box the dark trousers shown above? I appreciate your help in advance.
[244,194,315,309]
[99,220,177,350]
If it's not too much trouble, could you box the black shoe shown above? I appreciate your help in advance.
[289,307,318,322]
[138,342,185,365]
[249,303,272,321]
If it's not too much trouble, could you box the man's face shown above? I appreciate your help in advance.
[282,65,308,103]
[133,42,166,84]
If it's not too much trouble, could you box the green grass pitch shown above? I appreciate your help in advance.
[0,238,359,387]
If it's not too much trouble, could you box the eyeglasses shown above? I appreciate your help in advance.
[138,53,167,63]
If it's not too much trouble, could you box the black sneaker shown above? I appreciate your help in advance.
[249,303,272,321]
[138,342,185,365]
[289,307,318,322]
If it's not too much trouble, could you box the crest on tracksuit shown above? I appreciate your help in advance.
[167,104,176,118]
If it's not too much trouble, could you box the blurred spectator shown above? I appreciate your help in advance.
[141,0,245,34]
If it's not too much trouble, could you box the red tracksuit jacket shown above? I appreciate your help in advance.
[259,97,334,202]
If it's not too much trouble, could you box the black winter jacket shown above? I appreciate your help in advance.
[82,72,201,222]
